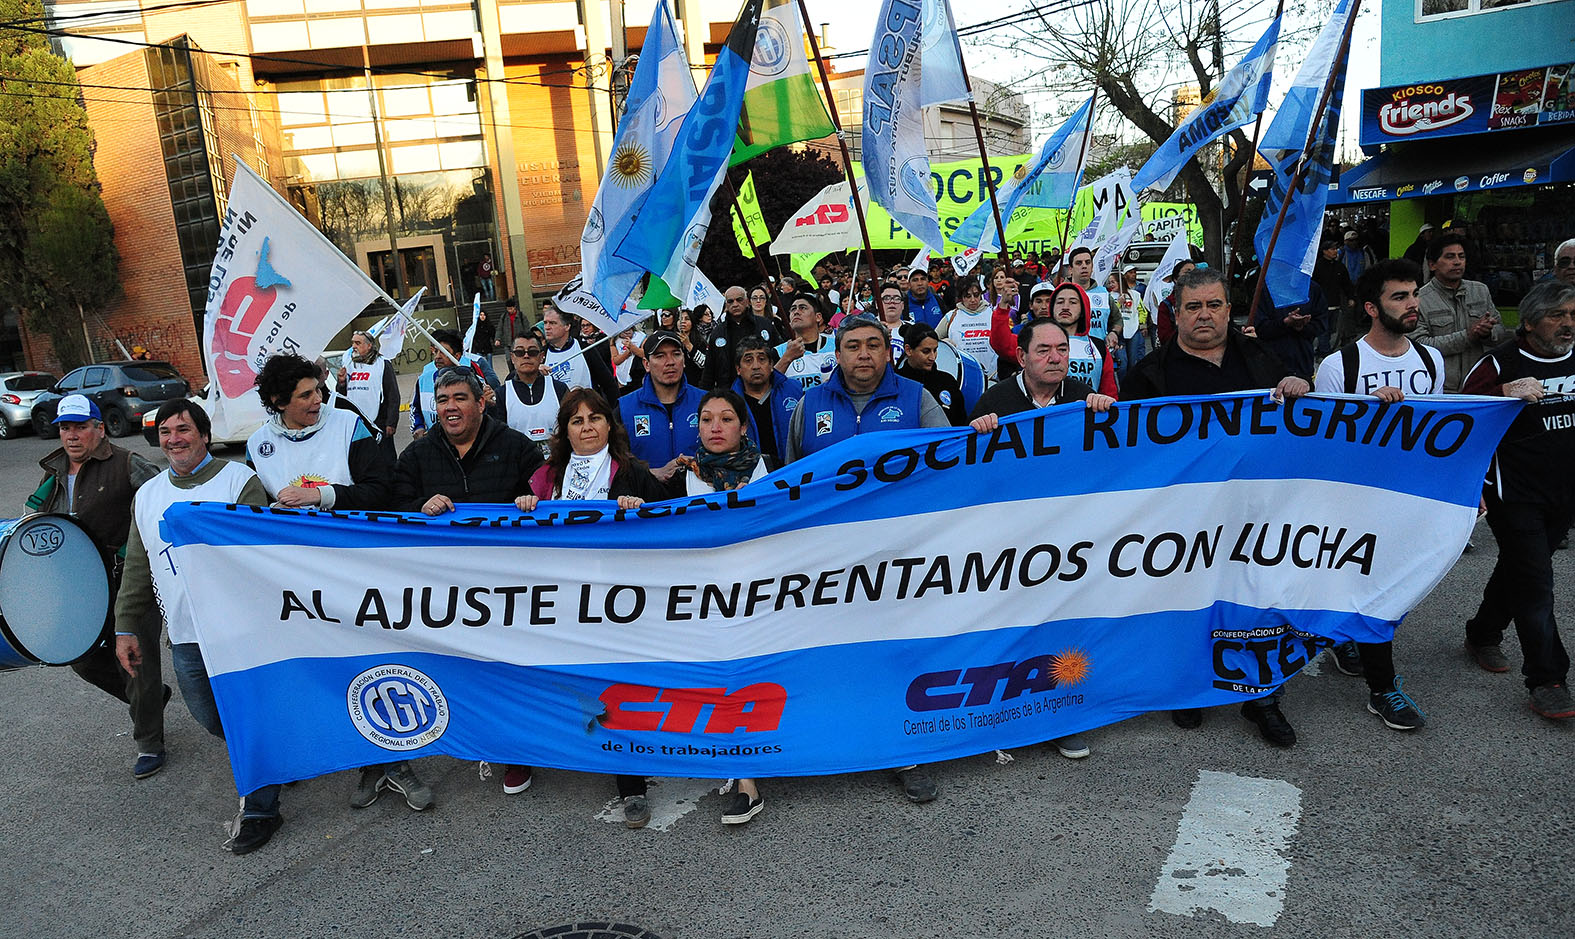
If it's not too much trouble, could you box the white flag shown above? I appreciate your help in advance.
[950,248,982,277]
[771,181,863,255]
[376,287,425,361]
[204,158,388,440]
[1144,231,1195,315]
[684,270,727,316]
[463,292,481,356]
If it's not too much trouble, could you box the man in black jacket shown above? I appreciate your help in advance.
[1124,267,1308,748]
[966,318,1113,763]
[394,367,543,514]
[700,285,781,389]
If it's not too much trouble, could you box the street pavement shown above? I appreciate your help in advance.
[0,398,1571,939]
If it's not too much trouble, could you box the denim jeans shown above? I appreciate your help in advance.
[170,643,282,819]
[1467,498,1574,690]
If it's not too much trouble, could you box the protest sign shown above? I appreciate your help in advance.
[166,394,1518,792]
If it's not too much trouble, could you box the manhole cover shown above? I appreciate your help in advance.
[511,924,663,939]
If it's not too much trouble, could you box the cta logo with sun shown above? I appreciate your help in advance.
[290,474,331,490]
[1048,648,1092,688]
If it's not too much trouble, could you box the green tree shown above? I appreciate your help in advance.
[697,146,842,290]
[0,0,120,369]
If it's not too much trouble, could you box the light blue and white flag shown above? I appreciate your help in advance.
[556,0,696,331]
[863,0,971,253]
[166,394,1518,793]
[613,0,764,308]
[462,292,481,356]
[373,287,425,362]
[1130,16,1280,193]
[1254,0,1355,307]
[952,95,1093,253]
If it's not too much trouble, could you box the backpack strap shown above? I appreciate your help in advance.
[1341,342,1360,395]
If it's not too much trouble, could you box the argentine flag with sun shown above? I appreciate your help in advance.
[556,0,696,331]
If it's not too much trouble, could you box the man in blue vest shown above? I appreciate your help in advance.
[785,315,949,802]
[786,316,950,461]
[618,330,704,481]
[732,334,803,467]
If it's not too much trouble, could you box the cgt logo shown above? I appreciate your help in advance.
[907,651,1090,711]
[600,682,787,733]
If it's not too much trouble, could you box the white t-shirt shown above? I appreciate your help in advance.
[775,334,836,388]
[1314,337,1445,396]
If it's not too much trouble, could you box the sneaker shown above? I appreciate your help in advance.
[1529,683,1575,720]
[383,762,433,811]
[502,765,533,794]
[1464,640,1510,674]
[230,815,282,855]
[349,766,384,809]
[1170,708,1203,729]
[133,751,166,779]
[1053,734,1090,759]
[623,794,650,829]
[894,766,937,803]
[1328,641,1364,677]
[1368,677,1426,731]
[720,790,764,825]
[1242,702,1296,748]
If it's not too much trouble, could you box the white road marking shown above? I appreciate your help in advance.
[595,778,717,831]
[1149,769,1303,927]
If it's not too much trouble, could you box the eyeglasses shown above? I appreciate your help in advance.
[1556,256,1575,269]
[512,347,542,357]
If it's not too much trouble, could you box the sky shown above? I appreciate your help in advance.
[790,0,1383,161]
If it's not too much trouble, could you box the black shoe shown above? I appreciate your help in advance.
[1171,708,1203,729]
[230,815,282,855]
[720,790,765,825]
[1242,703,1296,748]
[894,767,937,803]
[132,751,166,779]
[1328,641,1364,677]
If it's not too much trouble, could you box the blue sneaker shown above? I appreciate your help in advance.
[1368,677,1426,731]
[133,752,166,779]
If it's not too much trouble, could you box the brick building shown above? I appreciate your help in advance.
[30,0,741,379]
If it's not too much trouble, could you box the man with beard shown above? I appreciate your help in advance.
[1313,259,1441,732]
[1460,282,1575,719]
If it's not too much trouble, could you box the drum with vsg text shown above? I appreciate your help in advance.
[0,514,111,669]
[934,342,988,415]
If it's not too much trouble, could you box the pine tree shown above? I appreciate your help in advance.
[0,0,120,368]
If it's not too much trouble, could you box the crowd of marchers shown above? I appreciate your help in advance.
[33,232,1575,856]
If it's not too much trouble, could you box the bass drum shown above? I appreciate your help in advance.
[934,341,988,415]
[0,514,111,669]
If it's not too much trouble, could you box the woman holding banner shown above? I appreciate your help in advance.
[671,389,772,824]
[513,388,669,827]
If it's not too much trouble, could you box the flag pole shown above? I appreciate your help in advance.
[954,60,1009,261]
[1224,0,1285,283]
[796,0,876,260]
[723,170,781,290]
[1056,86,1099,264]
[1247,0,1361,322]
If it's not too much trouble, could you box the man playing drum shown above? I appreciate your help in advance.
[29,393,167,779]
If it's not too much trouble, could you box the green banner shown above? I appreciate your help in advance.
[851,153,1203,254]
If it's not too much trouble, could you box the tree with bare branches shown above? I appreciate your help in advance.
[977,0,1313,265]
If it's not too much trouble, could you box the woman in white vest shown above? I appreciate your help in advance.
[674,389,770,824]
[245,353,433,812]
[937,277,999,379]
[340,329,400,438]
[494,330,570,460]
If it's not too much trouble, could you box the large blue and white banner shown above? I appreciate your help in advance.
[167,394,1518,795]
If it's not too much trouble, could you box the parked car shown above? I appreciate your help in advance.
[0,371,59,439]
[31,362,190,439]
[141,384,255,449]
[1121,241,1175,292]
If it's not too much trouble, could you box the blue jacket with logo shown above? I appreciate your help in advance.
[618,375,704,467]
[907,290,944,328]
[733,371,805,461]
[797,365,925,457]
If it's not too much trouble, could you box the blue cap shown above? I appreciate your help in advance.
[53,394,101,424]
